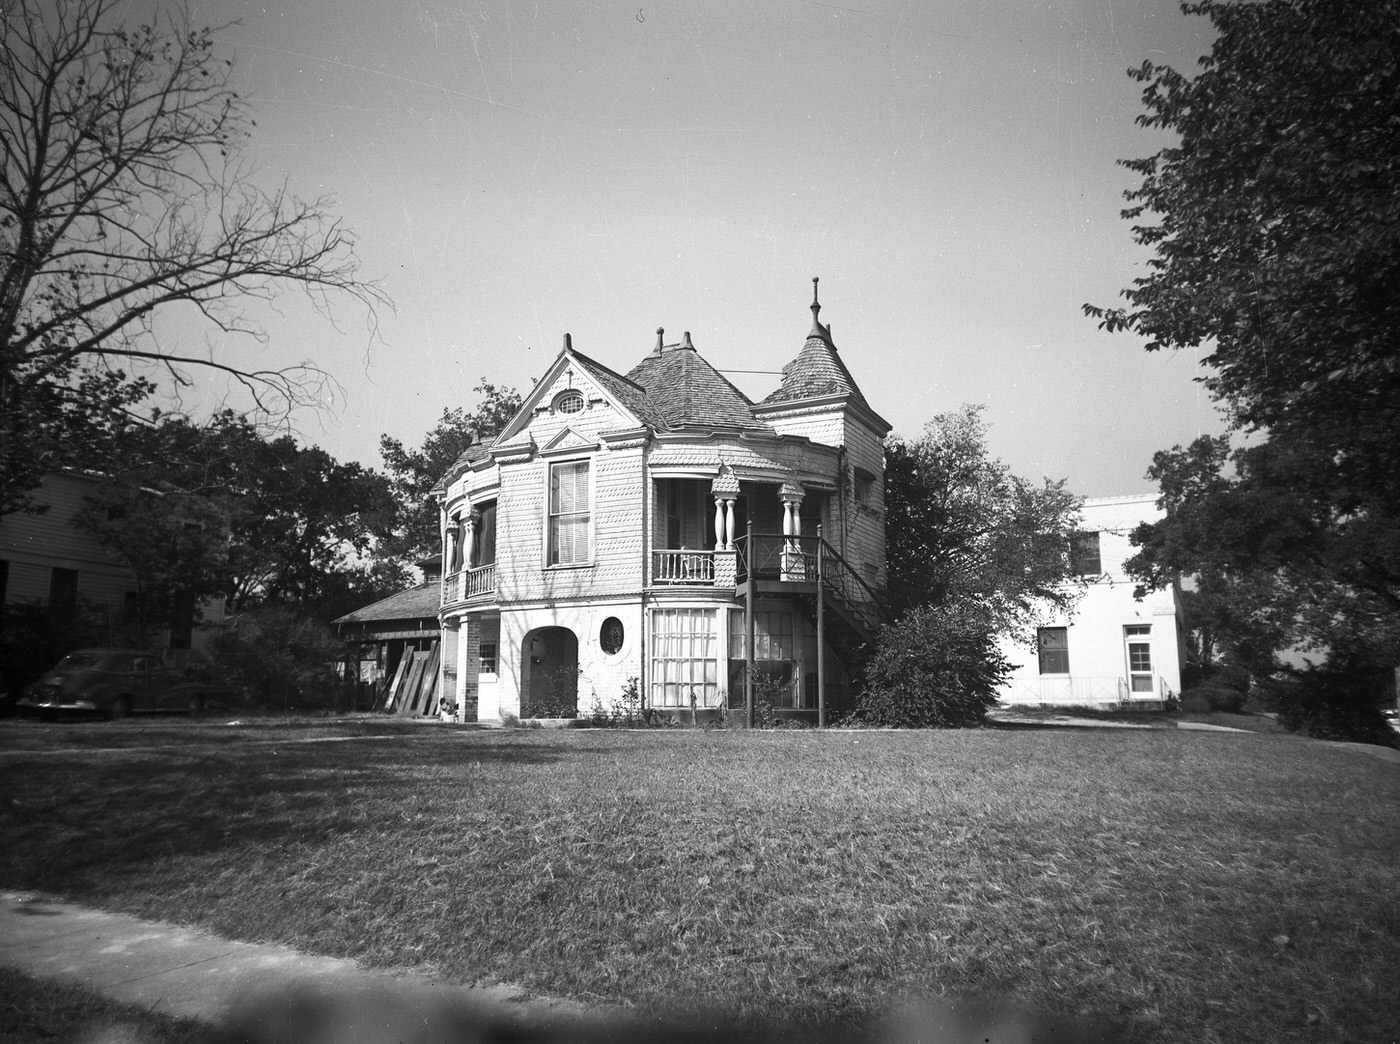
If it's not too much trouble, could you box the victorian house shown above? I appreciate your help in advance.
[435,282,890,723]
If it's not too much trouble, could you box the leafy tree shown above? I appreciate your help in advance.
[1,0,386,517]
[378,380,522,564]
[884,404,1085,637]
[77,411,403,629]
[1090,0,1400,725]
[866,406,1082,728]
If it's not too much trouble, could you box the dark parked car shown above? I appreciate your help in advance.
[18,648,239,718]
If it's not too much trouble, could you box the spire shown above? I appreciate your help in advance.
[809,276,829,340]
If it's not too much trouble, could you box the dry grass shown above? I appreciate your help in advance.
[2,720,1397,1043]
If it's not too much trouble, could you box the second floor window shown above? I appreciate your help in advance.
[1070,531,1102,576]
[549,460,591,565]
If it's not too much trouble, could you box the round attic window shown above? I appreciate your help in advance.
[555,389,584,415]
[600,617,624,655]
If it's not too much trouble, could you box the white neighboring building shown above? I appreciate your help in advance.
[999,494,1185,710]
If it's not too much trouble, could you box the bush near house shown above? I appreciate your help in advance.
[1256,664,1398,748]
[1179,663,1251,715]
[209,606,344,711]
[855,600,1010,728]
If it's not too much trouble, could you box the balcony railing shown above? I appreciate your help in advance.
[442,563,496,605]
[652,549,715,585]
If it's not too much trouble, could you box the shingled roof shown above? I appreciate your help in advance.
[333,584,440,626]
[626,330,772,433]
[760,278,872,411]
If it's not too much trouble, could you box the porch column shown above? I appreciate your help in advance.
[710,465,741,550]
[779,480,805,581]
[464,508,480,569]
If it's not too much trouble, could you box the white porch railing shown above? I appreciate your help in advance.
[1008,676,1128,707]
[652,549,715,585]
[442,563,496,605]
[1006,676,1170,708]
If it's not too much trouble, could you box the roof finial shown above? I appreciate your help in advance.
[655,327,665,354]
[563,332,572,352]
[681,331,695,351]
[809,275,825,338]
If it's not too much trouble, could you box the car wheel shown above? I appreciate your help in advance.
[189,693,206,718]
[111,695,132,720]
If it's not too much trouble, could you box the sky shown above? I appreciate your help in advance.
[171,0,1222,497]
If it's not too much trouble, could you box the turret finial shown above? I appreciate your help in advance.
[655,327,665,353]
[809,276,825,337]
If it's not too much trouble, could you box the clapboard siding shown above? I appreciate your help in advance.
[0,473,136,610]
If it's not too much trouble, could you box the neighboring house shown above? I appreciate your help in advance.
[998,494,1185,710]
[334,557,444,715]
[436,283,891,723]
[0,470,224,666]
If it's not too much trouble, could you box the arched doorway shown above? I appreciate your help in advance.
[521,626,579,718]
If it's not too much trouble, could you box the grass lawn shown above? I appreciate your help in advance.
[1,718,1397,1043]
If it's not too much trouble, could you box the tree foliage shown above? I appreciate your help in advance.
[884,404,1084,638]
[77,411,403,629]
[1092,1,1400,704]
[378,380,522,564]
[0,0,386,516]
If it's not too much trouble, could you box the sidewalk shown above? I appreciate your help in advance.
[0,890,602,1041]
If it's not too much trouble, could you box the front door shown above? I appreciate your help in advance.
[1124,625,1154,693]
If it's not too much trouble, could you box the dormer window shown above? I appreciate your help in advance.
[554,389,584,415]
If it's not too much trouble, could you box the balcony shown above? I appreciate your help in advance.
[652,549,716,585]
[442,563,496,606]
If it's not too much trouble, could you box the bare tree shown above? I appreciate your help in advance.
[0,0,389,514]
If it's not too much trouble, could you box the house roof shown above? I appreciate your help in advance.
[760,279,872,411]
[626,330,772,433]
[333,584,439,626]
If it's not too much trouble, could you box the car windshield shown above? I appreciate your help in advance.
[56,652,104,669]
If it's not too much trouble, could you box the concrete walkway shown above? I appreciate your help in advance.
[0,890,604,1041]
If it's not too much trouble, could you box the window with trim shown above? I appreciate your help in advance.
[1070,531,1102,575]
[554,389,584,415]
[1037,626,1070,674]
[548,461,591,565]
[479,641,498,674]
[650,608,718,708]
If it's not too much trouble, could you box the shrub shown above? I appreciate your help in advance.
[855,600,1010,728]
[210,606,343,711]
[1256,665,1397,747]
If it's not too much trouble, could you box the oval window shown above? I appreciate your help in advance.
[600,617,624,655]
[556,390,584,415]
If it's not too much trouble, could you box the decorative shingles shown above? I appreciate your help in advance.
[626,335,772,432]
[760,331,872,409]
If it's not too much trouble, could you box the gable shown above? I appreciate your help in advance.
[493,346,644,451]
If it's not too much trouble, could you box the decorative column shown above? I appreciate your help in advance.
[779,480,806,581]
[711,465,740,587]
[464,508,481,569]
